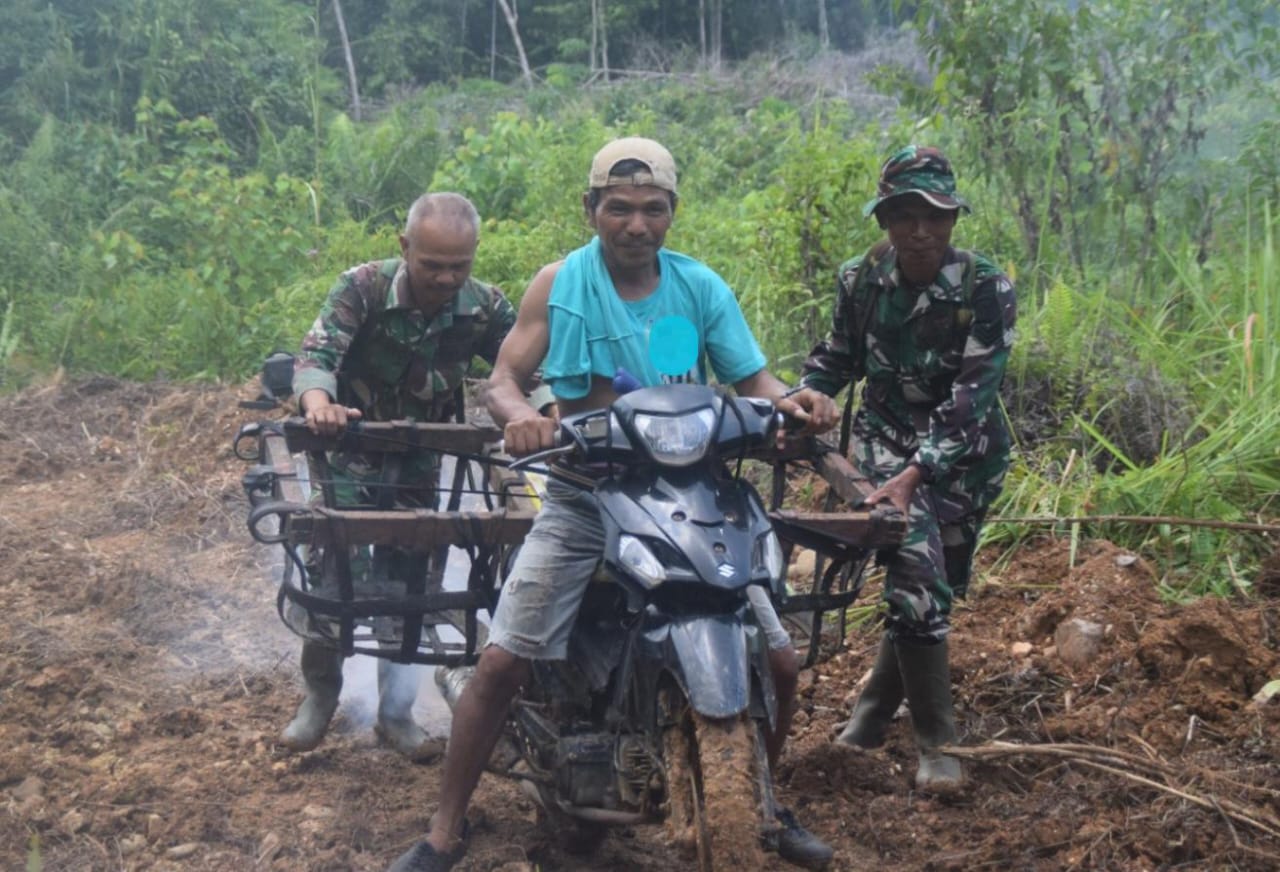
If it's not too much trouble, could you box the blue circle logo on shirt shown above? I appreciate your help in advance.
[649,315,699,377]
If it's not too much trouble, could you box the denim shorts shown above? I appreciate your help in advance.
[488,480,791,659]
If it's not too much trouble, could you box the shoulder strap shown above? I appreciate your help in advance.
[953,248,978,336]
[838,239,892,456]
[959,248,976,302]
[370,259,398,309]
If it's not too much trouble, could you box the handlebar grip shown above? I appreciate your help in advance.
[507,426,573,471]
[779,410,807,434]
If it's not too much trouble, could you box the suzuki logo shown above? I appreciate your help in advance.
[717,563,735,578]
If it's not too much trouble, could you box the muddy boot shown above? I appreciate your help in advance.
[375,659,444,763]
[280,642,344,751]
[835,633,904,749]
[895,638,964,794]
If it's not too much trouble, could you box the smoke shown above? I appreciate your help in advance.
[277,456,488,736]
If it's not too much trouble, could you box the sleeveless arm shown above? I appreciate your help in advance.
[487,263,557,428]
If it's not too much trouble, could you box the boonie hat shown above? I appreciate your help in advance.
[862,145,971,218]
[589,137,678,194]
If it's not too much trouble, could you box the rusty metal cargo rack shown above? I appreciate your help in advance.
[765,442,906,665]
[234,420,905,668]
[235,418,535,667]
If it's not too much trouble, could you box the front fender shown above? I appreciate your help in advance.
[645,614,775,723]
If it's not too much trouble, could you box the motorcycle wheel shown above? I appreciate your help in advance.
[661,694,766,871]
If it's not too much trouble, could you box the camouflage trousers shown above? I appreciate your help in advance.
[296,453,443,645]
[853,437,1006,645]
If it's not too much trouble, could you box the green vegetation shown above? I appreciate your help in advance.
[0,0,1275,596]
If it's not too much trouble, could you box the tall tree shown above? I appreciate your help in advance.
[0,0,325,166]
[590,0,610,80]
[710,0,722,71]
[490,0,498,79]
[495,0,534,86]
[698,0,707,66]
[331,0,361,120]
[697,0,724,70]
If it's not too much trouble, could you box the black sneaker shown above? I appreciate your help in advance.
[386,822,469,872]
[774,806,834,870]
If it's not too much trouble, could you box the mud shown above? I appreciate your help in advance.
[1,377,1277,871]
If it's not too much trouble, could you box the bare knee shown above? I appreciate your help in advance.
[468,645,530,704]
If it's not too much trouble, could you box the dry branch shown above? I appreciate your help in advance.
[949,740,1280,845]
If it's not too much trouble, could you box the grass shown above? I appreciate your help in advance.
[989,204,1279,597]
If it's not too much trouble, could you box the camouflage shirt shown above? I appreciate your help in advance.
[294,258,516,424]
[801,245,1017,509]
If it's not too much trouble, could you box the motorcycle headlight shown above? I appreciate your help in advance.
[753,530,785,582]
[632,408,717,466]
[618,534,666,589]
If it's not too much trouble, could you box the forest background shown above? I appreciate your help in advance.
[0,0,1276,597]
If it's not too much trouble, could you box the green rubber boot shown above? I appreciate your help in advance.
[280,642,344,751]
[895,638,964,794]
[835,633,904,749]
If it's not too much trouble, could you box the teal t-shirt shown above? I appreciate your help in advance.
[544,238,766,399]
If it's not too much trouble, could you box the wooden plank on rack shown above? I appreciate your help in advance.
[769,509,906,549]
[281,419,504,455]
[811,450,879,507]
[286,508,536,549]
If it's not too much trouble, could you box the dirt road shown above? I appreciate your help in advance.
[1,378,1277,871]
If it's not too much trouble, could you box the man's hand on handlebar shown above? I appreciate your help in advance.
[503,413,558,457]
[774,386,839,440]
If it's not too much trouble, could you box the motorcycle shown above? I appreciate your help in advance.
[442,382,791,870]
[236,358,903,870]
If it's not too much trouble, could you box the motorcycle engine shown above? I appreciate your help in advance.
[554,732,616,808]
[554,732,660,811]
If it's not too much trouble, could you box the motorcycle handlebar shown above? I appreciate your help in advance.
[506,430,574,471]
[777,408,808,434]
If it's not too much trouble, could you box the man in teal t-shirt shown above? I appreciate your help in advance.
[386,139,839,872]
[539,234,767,395]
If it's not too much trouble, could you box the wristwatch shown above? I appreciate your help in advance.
[907,459,935,484]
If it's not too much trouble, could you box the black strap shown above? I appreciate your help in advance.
[837,240,892,456]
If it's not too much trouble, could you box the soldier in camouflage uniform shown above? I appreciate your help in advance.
[799,146,1017,794]
[283,192,518,761]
